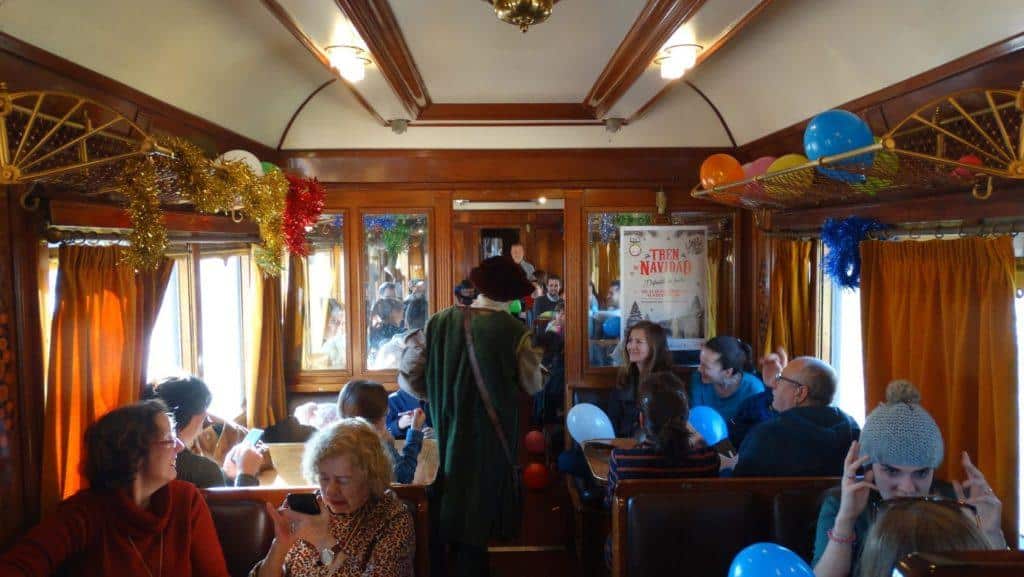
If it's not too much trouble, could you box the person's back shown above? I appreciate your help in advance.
[338,379,423,484]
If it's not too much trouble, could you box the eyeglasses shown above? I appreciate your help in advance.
[874,496,980,526]
[153,436,182,449]
[773,372,806,389]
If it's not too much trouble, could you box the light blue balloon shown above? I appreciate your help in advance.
[567,403,615,444]
[602,315,621,339]
[804,109,874,184]
[688,406,728,446]
[729,543,813,577]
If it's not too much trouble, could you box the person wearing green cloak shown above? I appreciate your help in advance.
[398,256,542,577]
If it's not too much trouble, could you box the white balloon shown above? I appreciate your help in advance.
[216,149,264,177]
[566,402,615,444]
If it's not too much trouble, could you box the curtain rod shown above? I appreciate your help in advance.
[766,220,1024,239]
[45,228,261,245]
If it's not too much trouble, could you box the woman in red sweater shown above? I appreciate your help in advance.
[0,400,230,577]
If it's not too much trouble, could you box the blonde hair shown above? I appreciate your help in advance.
[302,418,392,497]
[857,499,991,577]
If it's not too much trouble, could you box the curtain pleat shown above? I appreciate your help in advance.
[763,239,818,357]
[860,236,1018,539]
[246,252,286,429]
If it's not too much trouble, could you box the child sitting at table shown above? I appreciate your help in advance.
[338,379,424,484]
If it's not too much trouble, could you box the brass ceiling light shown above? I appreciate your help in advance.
[492,0,554,33]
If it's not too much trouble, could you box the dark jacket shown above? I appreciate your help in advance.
[732,405,860,477]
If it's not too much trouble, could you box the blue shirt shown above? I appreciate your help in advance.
[687,371,766,421]
[386,389,432,439]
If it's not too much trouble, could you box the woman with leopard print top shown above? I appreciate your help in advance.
[253,419,414,577]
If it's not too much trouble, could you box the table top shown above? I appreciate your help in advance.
[257,439,439,487]
[582,438,638,483]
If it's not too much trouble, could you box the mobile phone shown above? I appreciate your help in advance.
[241,428,264,447]
[286,493,320,516]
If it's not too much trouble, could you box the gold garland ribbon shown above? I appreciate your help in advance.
[121,158,167,271]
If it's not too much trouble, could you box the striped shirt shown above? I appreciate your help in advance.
[604,440,720,508]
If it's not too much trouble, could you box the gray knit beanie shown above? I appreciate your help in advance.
[859,380,944,468]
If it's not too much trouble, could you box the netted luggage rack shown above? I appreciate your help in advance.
[692,84,1024,210]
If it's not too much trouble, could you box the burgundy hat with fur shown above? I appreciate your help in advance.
[469,256,535,302]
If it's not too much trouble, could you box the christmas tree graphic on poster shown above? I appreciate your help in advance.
[619,225,708,350]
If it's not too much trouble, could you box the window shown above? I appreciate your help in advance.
[363,213,429,371]
[143,249,250,419]
[828,285,866,425]
[300,215,347,370]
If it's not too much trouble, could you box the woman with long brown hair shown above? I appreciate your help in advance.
[608,320,673,438]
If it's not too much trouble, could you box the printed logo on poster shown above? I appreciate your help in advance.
[619,225,708,351]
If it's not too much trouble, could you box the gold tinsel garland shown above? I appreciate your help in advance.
[121,158,167,271]
[119,137,288,275]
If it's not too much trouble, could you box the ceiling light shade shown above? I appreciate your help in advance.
[656,44,703,80]
[325,45,371,83]
[493,0,554,33]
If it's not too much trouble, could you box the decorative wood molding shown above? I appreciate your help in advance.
[335,0,430,119]
[260,0,386,126]
[284,147,730,187]
[49,200,260,236]
[0,32,279,160]
[417,103,596,122]
[0,187,26,547]
[585,0,706,119]
[630,0,775,123]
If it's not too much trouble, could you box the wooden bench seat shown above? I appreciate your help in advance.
[610,477,838,577]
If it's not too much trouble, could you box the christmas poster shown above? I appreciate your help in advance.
[619,225,708,350]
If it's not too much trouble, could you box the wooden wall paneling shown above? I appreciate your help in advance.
[531,222,564,280]
[286,148,728,188]
[8,188,45,531]
[0,32,279,161]
[0,187,27,547]
[417,103,594,122]
[431,191,453,327]
[562,190,584,396]
[48,200,261,237]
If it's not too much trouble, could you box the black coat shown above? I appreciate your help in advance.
[733,405,860,477]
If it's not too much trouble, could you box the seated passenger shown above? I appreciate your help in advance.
[857,498,993,577]
[688,336,765,421]
[610,320,674,438]
[254,419,414,577]
[0,400,230,576]
[812,381,1006,577]
[385,388,432,440]
[339,380,423,484]
[729,354,858,477]
[532,274,562,319]
[727,348,787,447]
[144,376,263,488]
[604,372,720,507]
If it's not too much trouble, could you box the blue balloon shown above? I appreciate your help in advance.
[688,406,728,446]
[729,543,813,577]
[602,315,621,339]
[567,403,615,444]
[804,109,874,184]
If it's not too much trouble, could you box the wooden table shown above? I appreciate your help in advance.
[257,440,439,487]
[582,438,638,483]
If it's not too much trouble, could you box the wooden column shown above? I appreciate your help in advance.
[0,186,26,547]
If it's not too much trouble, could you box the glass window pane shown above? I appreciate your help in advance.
[303,214,347,370]
[363,213,429,370]
[586,213,652,367]
[831,286,865,425]
[146,263,184,382]
[199,254,246,418]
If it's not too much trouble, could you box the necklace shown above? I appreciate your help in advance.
[127,533,163,577]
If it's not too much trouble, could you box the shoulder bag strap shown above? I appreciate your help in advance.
[461,306,518,468]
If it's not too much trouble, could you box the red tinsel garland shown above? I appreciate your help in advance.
[283,174,326,256]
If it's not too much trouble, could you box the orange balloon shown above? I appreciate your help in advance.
[700,154,745,189]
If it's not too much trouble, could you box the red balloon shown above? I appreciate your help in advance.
[952,154,983,179]
[523,462,549,490]
[524,430,546,455]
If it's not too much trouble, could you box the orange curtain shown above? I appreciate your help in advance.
[763,239,818,357]
[246,252,286,429]
[860,237,1018,538]
[706,237,721,338]
[42,246,172,511]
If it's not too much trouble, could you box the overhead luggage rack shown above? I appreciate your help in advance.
[692,84,1024,210]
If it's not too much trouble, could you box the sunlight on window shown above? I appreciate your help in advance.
[145,265,184,383]
[832,286,866,425]
[199,255,246,419]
